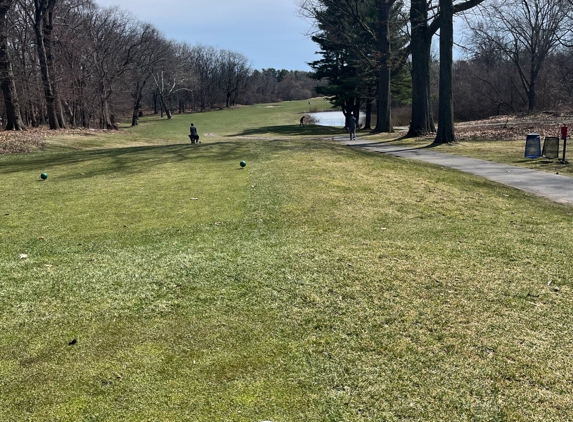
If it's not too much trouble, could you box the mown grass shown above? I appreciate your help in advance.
[1,100,573,421]
[42,97,340,152]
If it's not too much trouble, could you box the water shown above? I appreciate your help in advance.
[309,111,365,127]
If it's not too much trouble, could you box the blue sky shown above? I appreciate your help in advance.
[95,0,319,71]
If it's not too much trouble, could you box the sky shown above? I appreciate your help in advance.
[94,0,319,71]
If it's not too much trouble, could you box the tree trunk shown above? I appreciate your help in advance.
[158,93,172,119]
[364,99,372,130]
[33,0,59,130]
[132,108,139,126]
[98,78,115,129]
[101,97,113,129]
[131,80,145,126]
[43,10,65,128]
[528,80,535,112]
[0,0,25,130]
[374,0,394,133]
[407,0,435,137]
[434,0,456,144]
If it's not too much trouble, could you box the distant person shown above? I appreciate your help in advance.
[300,116,305,127]
[189,123,199,144]
[348,115,357,140]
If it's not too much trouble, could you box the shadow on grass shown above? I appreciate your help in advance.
[0,139,346,181]
[229,124,343,137]
[0,142,249,179]
[515,158,555,164]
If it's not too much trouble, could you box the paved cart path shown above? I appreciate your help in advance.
[337,138,573,205]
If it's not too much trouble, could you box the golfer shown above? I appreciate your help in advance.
[189,123,199,143]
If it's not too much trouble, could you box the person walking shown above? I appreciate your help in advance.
[348,115,357,140]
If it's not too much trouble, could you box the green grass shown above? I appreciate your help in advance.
[2,100,573,420]
[42,98,340,153]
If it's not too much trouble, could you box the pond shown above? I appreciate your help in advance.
[309,111,366,127]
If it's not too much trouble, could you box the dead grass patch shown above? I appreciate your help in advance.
[0,128,122,154]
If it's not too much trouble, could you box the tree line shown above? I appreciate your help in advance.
[301,0,573,143]
[456,0,573,120]
[0,0,318,132]
[4,0,573,144]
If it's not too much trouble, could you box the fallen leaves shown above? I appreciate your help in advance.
[0,128,49,154]
[455,112,572,141]
[0,127,118,155]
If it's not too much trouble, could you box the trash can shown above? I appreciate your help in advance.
[542,136,560,159]
[525,133,541,158]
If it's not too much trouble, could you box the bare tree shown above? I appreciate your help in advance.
[55,0,95,127]
[189,44,218,112]
[374,0,398,132]
[434,0,456,143]
[407,0,435,137]
[469,0,572,112]
[218,49,251,108]
[124,23,169,126]
[11,0,43,127]
[0,0,25,130]
[80,5,144,128]
[27,0,60,129]
[150,42,197,118]
[0,1,311,130]
[408,0,486,139]
[432,0,488,144]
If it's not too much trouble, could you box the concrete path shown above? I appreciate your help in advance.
[337,138,573,205]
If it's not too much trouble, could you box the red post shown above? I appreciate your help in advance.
[561,125,568,163]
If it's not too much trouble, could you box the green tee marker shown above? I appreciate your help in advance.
[40,173,48,180]
[240,161,246,168]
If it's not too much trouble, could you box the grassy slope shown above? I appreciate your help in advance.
[1,100,573,421]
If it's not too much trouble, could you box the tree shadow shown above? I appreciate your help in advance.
[0,142,253,180]
[1,138,341,181]
[229,125,343,137]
